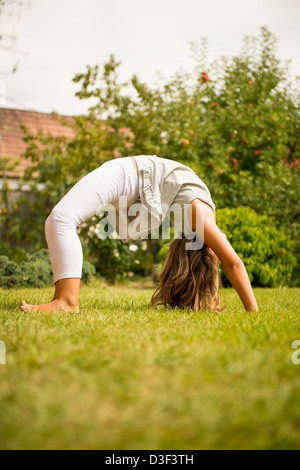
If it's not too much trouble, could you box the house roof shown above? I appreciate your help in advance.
[0,107,75,178]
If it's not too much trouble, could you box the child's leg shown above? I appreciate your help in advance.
[20,166,106,313]
[20,158,139,313]
[21,278,81,313]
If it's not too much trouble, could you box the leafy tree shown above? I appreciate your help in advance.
[5,26,299,285]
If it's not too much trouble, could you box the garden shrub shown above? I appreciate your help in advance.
[82,259,97,284]
[0,249,95,288]
[0,256,24,287]
[20,249,53,287]
[217,207,296,287]
[83,233,133,284]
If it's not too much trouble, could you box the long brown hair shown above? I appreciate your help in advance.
[150,234,222,311]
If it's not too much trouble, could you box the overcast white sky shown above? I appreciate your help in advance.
[0,0,299,116]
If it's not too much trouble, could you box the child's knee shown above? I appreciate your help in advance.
[46,206,68,229]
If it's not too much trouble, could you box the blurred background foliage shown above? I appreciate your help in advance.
[0,27,299,286]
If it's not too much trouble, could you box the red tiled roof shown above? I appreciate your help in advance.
[0,107,75,177]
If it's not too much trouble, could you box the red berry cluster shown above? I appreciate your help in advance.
[201,71,210,83]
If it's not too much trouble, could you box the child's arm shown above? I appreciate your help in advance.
[191,200,259,312]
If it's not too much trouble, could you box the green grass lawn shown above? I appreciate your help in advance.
[0,280,299,450]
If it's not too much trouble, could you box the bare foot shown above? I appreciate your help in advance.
[20,299,79,313]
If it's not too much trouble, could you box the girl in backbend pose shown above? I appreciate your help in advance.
[20,155,258,313]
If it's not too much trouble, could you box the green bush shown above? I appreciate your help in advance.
[0,243,28,263]
[217,207,297,287]
[82,259,97,284]
[0,256,24,287]
[83,230,133,284]
[0,249,95,288]
[19,249,53,287]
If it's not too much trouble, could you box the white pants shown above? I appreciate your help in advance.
[45,157,139,283]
